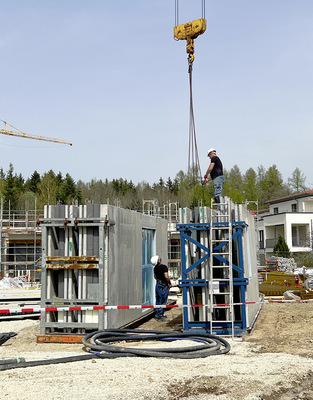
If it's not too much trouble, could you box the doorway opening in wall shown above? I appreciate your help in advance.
[142,229,155,305]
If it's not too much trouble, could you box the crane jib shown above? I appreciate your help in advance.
[0,120,72,146]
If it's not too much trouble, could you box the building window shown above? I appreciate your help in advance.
[259,230,264,249]
[273,207,278,214]
[291,203,297,212]
[142,229,155,305]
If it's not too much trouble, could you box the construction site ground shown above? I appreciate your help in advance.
[0,301,313,400]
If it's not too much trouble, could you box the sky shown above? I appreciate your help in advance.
[1,0,313,188]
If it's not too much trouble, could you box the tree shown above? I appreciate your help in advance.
[223,165,245,203]
[15,173,25,193]
[17,191,36,210]
[243,168,258,201]
[257,165,288,206]
[288,168,307,193]
[166,177,173,192]
[57,173,80,204]
[273,235,291,258]
[3,163,19,210]
[159,177,165,188]
[37,172,58,207]
[26,170,41,193]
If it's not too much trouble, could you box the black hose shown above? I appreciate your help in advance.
[0,353,98,371]
[0,332,17,346]
[0,329,230,370]
[83,329,231,359]
[0,357,25,365]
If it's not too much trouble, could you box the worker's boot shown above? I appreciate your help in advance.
[214,196,221,210]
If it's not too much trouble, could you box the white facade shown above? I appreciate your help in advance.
[257,191,313,260]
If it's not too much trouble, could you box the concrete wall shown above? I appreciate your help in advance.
[239,205,260,330]
[104,205,168,328]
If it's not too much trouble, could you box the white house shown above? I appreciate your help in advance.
[257,190,313,262]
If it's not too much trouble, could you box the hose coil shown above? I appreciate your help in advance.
[83,328,231,359]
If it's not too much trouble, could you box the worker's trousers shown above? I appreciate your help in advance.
[213,175,225,199]
[155,282,169,320]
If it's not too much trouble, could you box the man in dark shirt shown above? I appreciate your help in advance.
[203,148,225,206]
[151,255,172,321]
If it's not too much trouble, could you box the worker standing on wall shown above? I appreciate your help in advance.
[151,255,172,321]
[203,148,225,206]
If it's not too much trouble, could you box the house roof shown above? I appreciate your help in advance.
[258,208,270,214]
[265,190,313,205]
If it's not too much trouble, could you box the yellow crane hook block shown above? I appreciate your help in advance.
[174,18,206,59]
[174,18,206,40]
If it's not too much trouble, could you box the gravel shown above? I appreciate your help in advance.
[0,303,313,400]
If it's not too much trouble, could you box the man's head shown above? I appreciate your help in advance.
[151,255,161,266]
[207,148,216,159]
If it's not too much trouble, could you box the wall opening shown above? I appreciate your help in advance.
[142,228,155,305]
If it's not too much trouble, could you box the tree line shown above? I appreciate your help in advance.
[0,163,308,211]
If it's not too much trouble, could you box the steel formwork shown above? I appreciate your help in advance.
[40,204,169,335]
[178,202,259,336]
[40,204,107,334]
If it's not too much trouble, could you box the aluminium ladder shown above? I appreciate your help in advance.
[209,197,234,336]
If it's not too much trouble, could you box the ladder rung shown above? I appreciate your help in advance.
[214,291,232,295]
[211,319,233,323]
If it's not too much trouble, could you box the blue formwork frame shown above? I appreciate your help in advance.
[177,221,248,335]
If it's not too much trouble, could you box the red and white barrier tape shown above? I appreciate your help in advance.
[1,298,313,315]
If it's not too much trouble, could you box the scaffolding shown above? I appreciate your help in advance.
[0,199,43,282]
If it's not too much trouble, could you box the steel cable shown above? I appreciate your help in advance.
[188,63,206,205]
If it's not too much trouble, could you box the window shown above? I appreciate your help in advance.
[273,207,278,214]
[291,203,297,212]
[259,230,264,249]
[142,229,155,305]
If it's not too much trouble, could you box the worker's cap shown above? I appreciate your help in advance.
[150,255,159,266]
[207,148,216,156]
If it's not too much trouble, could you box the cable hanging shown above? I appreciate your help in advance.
[188,61,202,183]
[175,0,206,25]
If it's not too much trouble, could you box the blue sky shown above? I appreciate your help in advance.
[1,0,313,188]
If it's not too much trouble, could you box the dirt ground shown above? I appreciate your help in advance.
[0,301,313,399]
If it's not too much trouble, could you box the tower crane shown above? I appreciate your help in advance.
[0,120,72,146]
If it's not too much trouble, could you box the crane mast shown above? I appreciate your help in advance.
[0,120,72,146]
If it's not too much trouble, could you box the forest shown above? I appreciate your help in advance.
[0,163,309,212]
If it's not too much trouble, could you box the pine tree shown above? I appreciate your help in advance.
[3,164,19,210]
[26,170,41,193]
[273,235,291,258]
